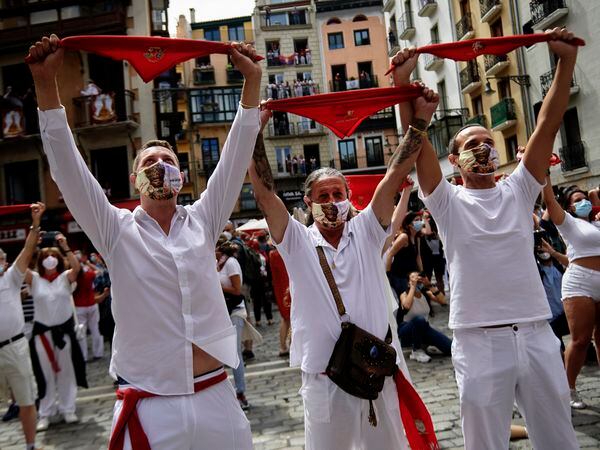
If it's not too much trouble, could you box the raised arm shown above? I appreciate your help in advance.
[248,108,289,244]
[392,49,443,196]
[14,202,44,275]
[371,89,438,227]
[56,233,80,283]
[383,180,413,254]
[27,35,121,256]
[542,176,566,225]
[523,28,578,183]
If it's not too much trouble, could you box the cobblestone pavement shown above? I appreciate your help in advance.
[1,304,599,449]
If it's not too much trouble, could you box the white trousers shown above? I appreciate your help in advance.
[452,321,579,450]
[110,371,252,450]
[76,304,104,360]
[34,332,77,418]
[301,372,410,450]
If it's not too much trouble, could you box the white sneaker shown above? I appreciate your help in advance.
[410,349,431,363]
[63,412,79,424]
[570,389,586,409]
[36,417,49,431]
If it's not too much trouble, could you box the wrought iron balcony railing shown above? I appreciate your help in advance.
[484,54,508,73]
[530,0,568,27]
[465,114,488,128]
[460,61,481,91]
[398,11,415,40]
[480,0,502,20]
[418,0,437,17]
[540,68,578,97]
[455,13,474,41]
[559,141,587,172]
[490,97,517,129]
[193,67,215,85]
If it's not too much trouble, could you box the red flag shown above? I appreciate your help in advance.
[266,85,422,138]
[385,33,585,75]
[25,36,264,83]
[0,204,31,217]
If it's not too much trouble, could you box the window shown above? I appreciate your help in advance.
[490,18,504,37]
[354,29,370,46]
[91,146,129,199]
[365,136,384,167]
[228,25,245,41]
[338,139,357,170]
[353,14,368,22]
[328,32,344,50]
[327,17,341,25]
[240,183,257,211]
[498,78,511,99]
[288,9,307,25]
[204,27,220,41]
[190,87,241,123]
[4,160,40,205]
[431,24,440,43]
[437,80,447,110]
[269,12,288,26]
[276,147,292,175]
[357,61,373,88]
[30,9,58,25]
[472,95,483,116]
[202,138,219,179]
[504,135,518,162]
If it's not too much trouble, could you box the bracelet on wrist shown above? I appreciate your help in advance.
[408,124,428,137]
[29,225,41,232]
[240,101,259,109]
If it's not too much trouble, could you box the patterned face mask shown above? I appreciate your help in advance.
[135,160,182,200]
[312,199,351,229]
[457,143,499,175]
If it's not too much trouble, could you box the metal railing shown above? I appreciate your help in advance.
[459,61,480,90]
[540,68,578,97]
[265,121,324,138]
[193,67,215,85]
[418,0,437,16]
[559,141,586,172]
[260,10,310,30]
[465,114,488,128]
[480,0,501,19]
[265,82,320,99]
[72,90,135,128]
[490,97,517,129]
[484,54,508,73]
[530,0,567,27]
[226,67,244,84]
[398,11,414,39]
[330,75,379,92]
[455,13,473,40]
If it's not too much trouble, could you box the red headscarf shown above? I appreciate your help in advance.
[385,33,585,75]
[26,36,264,83]
[266,85,423,138]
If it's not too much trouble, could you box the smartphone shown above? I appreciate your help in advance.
[39,231,60,248]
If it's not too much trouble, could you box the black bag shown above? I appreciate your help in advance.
[316,247,398,426]
[224,293,245,315]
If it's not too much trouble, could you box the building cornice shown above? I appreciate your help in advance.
[191,16,252,30]
[316,0,383,13]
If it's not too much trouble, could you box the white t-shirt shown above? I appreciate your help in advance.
[275,205,392,374]
[0,266,26,341]
[420,163,551,329]
[556,213,600,262]
[218,257,243,289]
[403,291,430,323]
[31,271,74,327]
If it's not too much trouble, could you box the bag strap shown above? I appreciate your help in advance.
[316,246,346,317]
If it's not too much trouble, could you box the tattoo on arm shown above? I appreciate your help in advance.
[388,119,427,167]
[252,132,274,191]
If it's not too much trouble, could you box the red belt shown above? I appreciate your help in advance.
[108,370,228,450]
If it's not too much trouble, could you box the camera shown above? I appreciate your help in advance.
[533,229,548,249]
[39,231,60,249]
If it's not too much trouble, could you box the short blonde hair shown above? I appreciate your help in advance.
[132,140,179,172]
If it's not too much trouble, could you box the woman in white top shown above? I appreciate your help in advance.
[216,238,249,410]
[24,234,82,430]
[543,178,600,409]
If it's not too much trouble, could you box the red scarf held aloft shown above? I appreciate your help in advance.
[25,36,264,83]
[385,33,585,75]
[346,174,412,210]
[266,85,423,138]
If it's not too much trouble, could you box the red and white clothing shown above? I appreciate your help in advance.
[39,104,259,447]
[74,269,103,360]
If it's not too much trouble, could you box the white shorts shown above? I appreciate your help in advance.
[0,337,37,406]
[562,263,600,301]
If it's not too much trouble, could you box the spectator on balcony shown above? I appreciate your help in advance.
[299,49,306,65]
[333,73,342,92]
[80,80,100,97]
[265,6,271,26]
[267,48,274,66]
[388,30,397,47]
[542,178,600,410]
[291,155,299,176]
[308,79,316,95]
[293,51,299,65]
[306,47,312,64]
[299,156,306,175]
[309,157,317,173]
[294,80,303,97]
[359,71,371,89]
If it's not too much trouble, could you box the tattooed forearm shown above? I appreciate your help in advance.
[388,125,424,167]
[252,132,275,191]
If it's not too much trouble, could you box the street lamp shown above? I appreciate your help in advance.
[484,75,531,95]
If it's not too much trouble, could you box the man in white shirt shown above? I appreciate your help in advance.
[27,34,261,450]
[0,202,44,450]
[248,87,439,448]
[392,27,580,449]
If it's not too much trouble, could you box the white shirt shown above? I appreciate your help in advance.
[39,105,260,395]
[275,205,392,374]
[420,163,551,329]
[556,213,600,262]
[0,266,26,341]
[403,291,430,323]
[218,257,243,289]
[30,271,73,327]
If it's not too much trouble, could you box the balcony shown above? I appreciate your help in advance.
[193,67,215,85]
[424,42,443,71]
[559,141,587,172]
[480,0,502,23]
[455,13,475,41]
[330,75,379,92]
[460,61,482,94]
[418,0,437,17]
[466,114,488,128]
[388,30,400,56]
[530,0,568,31]
[384,0,396,13]
[260,9,311,31]
[71,90,137,131]
[0,3,128,55]
[356,107,396,132]
[398,11,415,40]
[265,121,325,139]
[540,69,579,98]
[428,109,469,158]
[226,67,244,84]
[265,82,320,99]
[484,54,509,76]
[490,98,517,131]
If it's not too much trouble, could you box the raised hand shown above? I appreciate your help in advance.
[391,47,419,86]
[413,86,439,126]
[230,42,262,82]
[27,34,64,81]
[30,202,45,226]
[545,27,578,59]
[259,100,273,133]
[55,233,69,252]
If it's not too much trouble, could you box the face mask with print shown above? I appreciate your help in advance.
[573,199,592,219]
[412,220,424,233]
[135,160,182,200]
[538,252,551,261]
[312,199,351,229]
[223,231,233,241]
[42,255,59,271]
[458,143,499,175]
[0,265,5,275]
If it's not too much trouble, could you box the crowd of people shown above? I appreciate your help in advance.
[265,78,318,100]
[0,28,597,450]
[266,42,312,67]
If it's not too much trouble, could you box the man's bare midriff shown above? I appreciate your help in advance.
[192,344,223,376]
[572,255,600,272]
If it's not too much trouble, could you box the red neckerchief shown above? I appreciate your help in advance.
[266,85,423,138]
[385,34,585,75]
[42,272,60,282]
[25,36,264,83]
